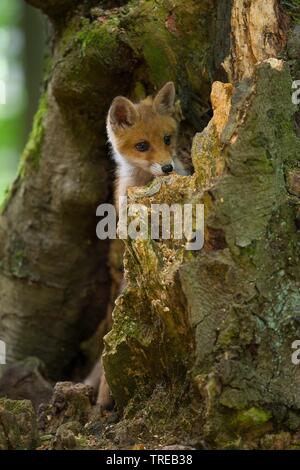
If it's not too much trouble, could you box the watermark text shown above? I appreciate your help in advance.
[96,197,204,251]
[0,340,6,364]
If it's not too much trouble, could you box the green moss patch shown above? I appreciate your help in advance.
[19,92,48,175]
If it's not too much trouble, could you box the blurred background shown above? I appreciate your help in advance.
[0,0,45,203]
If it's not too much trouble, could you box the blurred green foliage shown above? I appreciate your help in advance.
[0,0,25,203]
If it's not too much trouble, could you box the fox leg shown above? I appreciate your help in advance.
[97,363,114,410]
[84,360,101,391]
[84,356,114,410]
[85,255,124,409]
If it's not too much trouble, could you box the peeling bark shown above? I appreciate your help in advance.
[224,0,288,81]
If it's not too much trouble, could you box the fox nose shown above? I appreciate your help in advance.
[161,164,173,174]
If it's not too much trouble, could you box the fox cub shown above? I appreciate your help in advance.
[107,81,186,208]
[92,83,183,409]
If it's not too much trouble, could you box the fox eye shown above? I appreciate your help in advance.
[135,141,150,152]
[164,135,171,145]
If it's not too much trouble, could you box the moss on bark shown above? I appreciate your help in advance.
[0,398,39,450]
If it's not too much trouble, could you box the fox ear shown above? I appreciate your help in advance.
[109,97,138,128]
[153,82,176,115]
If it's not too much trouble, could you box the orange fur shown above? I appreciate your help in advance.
[107,82,185,208]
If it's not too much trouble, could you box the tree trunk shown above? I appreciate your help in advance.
[1,0,300,449]
[0,0,213,379]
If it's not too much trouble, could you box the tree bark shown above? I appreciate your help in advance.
[102,1,300,448]
[0,0,300,449]
[0,0,214,379]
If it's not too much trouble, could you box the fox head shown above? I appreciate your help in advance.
[107,82,178,176]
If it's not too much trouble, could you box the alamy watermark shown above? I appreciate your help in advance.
[96,197,205,251]
[0,340,6,364]
[292,340,300,365]
[292,80,300,105]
